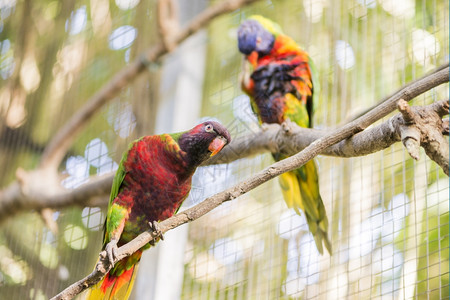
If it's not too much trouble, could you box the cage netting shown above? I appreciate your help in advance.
[0,0,448,299]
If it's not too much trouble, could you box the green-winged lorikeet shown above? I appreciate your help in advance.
[86,121,230,299]
[238,15,331,255]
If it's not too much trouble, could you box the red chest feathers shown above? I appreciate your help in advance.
[120,137,191,221]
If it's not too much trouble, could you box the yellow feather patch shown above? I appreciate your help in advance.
[278,172,303,214]
[284,93,310,128]
[161,134,184,160]
[249,15,283,35]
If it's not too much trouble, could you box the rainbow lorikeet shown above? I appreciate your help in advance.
[86,121,230,299]
[238,15,331,255]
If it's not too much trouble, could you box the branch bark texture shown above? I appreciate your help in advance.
[51,65,449,300]
[0,65,448,224]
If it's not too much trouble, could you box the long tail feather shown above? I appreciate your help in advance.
[86,263,139,300]
[85,250,142,300]
[278,160,332,255]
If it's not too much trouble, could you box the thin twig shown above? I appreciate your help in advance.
[51,64,449,300]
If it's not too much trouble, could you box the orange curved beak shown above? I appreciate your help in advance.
[209,136,227,157]
[248,51,259,67]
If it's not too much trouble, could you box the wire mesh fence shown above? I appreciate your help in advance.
[0,0,448,299]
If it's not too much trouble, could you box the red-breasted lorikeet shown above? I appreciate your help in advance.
[86,121,231,299]
[238,15,331,255]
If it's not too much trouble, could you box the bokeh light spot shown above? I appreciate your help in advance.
[335,40,355,69]
[65,6,87,35]
[109,25,137,50]
[63,224,88,250]
[115,0,140,10]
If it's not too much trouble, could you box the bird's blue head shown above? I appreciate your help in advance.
[237,19,275,56]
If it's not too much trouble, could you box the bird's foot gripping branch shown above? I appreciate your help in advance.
[148,221,165,246]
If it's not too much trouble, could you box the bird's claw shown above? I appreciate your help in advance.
[104,239,118,267]
[149,221,164,246]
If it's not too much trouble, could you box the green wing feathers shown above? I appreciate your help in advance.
[308,55,320,127]
[104,137,147,246]
[278,160,332,255]
[109,139,141,204]
[103,142,132,247]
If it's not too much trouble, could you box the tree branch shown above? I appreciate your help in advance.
[0,65,448,223]
[0,0,261,232]
[341,63,450,124]
[399,99,449,174]
[50,64,449,300]
[211,99,449,164]
[157,0,179,52]
[39,0,260,171]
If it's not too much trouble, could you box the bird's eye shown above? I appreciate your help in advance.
[205,124,214,133]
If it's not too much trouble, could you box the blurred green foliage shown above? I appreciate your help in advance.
[0,0,448,299]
